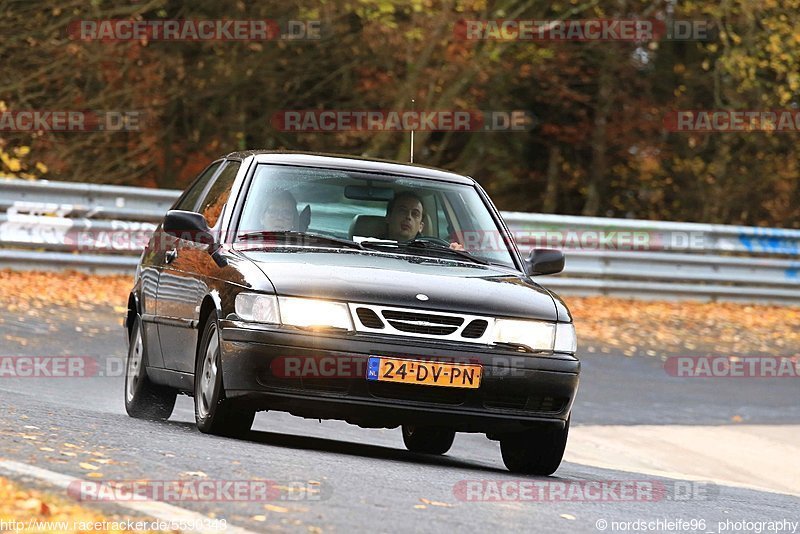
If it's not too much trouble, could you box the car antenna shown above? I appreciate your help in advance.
[409,99,415,163]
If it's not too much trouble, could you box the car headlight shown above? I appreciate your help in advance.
[235,293,280,324]
[554,322,577,353]
[491,319,555,351]
[235,293,353,331]
[278,296,353,330]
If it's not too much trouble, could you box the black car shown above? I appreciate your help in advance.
[124,151,579,475]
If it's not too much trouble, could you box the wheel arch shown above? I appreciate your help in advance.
[198,291,222,332]
[195,291,223,363]
[125,292,141,339]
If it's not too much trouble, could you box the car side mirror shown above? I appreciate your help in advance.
[163,210,228,267]
[163,210,214,244]
[525,248,565,276]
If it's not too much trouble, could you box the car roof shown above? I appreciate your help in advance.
[222,150,475,185]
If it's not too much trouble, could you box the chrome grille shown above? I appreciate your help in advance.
[462,319,489,339]
[347,303,494,343]
[381,310,463,335]
[356,307,384,329]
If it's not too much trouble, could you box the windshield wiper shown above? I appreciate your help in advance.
[405,239,492,265]
[236,231,364,250]
[361,238,491,266]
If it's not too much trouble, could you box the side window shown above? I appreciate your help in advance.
[197,160,241,227]
[173,161,222,212]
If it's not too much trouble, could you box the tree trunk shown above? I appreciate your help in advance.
[542,144,561,212]
[583,60,613,216]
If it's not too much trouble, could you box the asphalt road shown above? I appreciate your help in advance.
[0,306,798,533]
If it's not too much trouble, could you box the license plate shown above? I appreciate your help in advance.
[366,357,482,389]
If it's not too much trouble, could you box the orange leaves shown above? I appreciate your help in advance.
[0,270,131,313]
[0,476,154,532]
[570,296,800,357]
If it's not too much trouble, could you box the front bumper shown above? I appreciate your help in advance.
[219,321,580,435]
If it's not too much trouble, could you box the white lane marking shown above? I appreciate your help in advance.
[0,459,258,534]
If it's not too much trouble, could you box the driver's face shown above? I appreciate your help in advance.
[387,197,424,241]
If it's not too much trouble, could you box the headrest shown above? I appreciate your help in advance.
[299,204,311,232]
[422,210,434,238]
[349,214,387,239]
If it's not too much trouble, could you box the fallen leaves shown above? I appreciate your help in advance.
[263,504,290,513]
[11,431,122,477]
[419,498,453,507]
[181,470,208,478]
[18,497,50,515]
[0,270,131,313]
[0,476,157,533]
[569,296,800,357]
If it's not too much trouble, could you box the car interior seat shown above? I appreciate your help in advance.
[349,215,388,240]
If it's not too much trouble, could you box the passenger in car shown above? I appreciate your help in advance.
[259,190,299,232]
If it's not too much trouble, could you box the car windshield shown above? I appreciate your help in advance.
[236,164,518,268]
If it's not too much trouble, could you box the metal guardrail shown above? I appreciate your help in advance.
[0,178,178,222]
[1,177,799,304]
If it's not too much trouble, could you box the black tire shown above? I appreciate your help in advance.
[402,425,455,455]
[124,316,177,420]
[500,418,570,475]
[194,312,255,438]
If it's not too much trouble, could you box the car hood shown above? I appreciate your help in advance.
[241,249,558,321]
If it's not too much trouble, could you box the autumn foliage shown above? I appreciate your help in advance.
[0,476,157,533]
[1,0,799,226]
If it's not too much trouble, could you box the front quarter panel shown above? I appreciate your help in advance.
[549,289,573,323]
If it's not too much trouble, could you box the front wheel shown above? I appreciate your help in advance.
[194,313,255,438]
[500,418,570,475]
[402,425,455,455]
[124,317,177,420]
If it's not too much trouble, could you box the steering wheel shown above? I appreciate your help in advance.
[413,235,453,247]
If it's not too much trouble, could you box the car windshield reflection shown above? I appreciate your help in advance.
[236,165,517,268]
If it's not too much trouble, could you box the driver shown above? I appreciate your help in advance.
[385,191,425,241]
[385,191,465,250]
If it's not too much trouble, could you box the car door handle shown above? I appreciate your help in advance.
[165,248,178,264]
